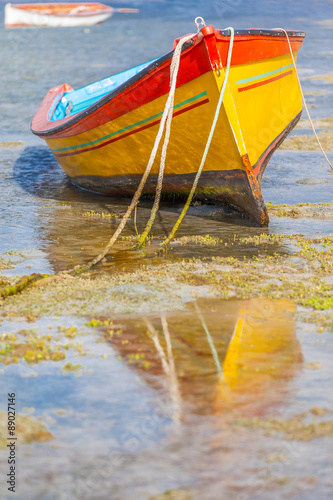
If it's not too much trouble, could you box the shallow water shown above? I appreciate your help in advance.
[1,144,332,276]
[0,1,333,499]
[0,298,333,499]
[0,7,332,274]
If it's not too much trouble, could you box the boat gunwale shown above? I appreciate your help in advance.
[31,40,195,137]
[31,28,305,138]
[219,28,306,38]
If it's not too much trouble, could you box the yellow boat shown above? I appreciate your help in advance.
[31,23,305,226]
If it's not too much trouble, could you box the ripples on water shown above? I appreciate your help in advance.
[1,297,333,499]
[0,2,332,499]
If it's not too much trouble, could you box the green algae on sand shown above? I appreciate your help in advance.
[150,489,194,500]
[0,233,332,317]
[232,409,333,441]
[0,324,86,366]
[0,141,24,148]
[297,115,333,129]
[0,411,53,448]
[267,202,333,218]
[279,131,333,151]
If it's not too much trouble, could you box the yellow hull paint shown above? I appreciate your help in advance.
[229,52,302,166]
[46,53,301,182]
[47,71,245,179]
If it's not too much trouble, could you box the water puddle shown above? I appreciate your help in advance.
[1,12,332,499]
[0,297,332,499]
[0,146,332,277]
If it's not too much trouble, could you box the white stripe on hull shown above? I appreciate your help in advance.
[5,3,113,27]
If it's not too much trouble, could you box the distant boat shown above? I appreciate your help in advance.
[31,24,305,226]
[4,3,139,28]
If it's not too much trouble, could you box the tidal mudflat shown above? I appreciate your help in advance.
[1,7,333,500]
[1,154,332,498]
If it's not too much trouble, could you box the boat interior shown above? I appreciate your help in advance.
[50,57,158,121]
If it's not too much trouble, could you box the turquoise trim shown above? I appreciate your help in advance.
[51,91,208,153]
[51,58,159,122]
[236,63,293,86]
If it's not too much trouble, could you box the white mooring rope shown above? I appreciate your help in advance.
[279,28,333,172]
[70,32,195,272]
[145,316,182,423]
[138,33,195,247]
[160,26,235,249]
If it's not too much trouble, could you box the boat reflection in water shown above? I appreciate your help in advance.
[106,298,303,419]
[214,298,302,415]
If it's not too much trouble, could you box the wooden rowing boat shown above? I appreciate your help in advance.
[31,24,305,226]
[5,3,138,28]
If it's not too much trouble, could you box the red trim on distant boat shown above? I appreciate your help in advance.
[53,97,210,158]
[10,3,112,13]
[238,70,293,92]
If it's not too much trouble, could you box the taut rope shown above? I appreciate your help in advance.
[279,28,333,172]
[138,33,194,248]
[69,34,194,272]
[160,27,235,250]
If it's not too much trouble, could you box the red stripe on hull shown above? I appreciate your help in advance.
[32,29,304,140]
[238,70,293,92]
[53,98,210,158]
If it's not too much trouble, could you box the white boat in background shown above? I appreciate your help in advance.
[4,2,139,28]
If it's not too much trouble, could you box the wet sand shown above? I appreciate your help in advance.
[1,9,333,500]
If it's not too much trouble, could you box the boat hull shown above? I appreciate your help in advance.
[5,3,113,28]
[31,26,305,226]
[68,112,301,224]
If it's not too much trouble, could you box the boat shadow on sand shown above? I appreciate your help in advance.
[13,145,100,203]
[13,145,263,226]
